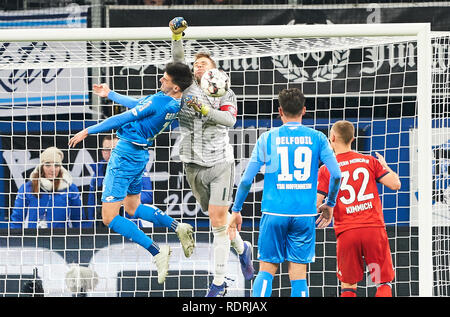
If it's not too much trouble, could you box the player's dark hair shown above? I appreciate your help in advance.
[278,88,306,117]
[164,62,193,91]
[332,120,355,145]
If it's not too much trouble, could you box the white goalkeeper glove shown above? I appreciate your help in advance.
[184,95,210,116]
[169,17,188,41]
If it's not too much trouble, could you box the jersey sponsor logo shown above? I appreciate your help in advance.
[338,158,370,167]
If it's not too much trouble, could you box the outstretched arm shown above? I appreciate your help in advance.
[170,17,187,63]
[108,91,140,109]
[68,105,149,148]
[93,83,139,109]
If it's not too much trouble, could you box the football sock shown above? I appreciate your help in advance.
[341,288,357,297]
[228,213,245,254]
[375,283,392,297]
[109,215,160,256]
[231,232,245,255]
[291,279,309,297]
[252,271,274,297]
[134,204,178,231]
[212,225,231,286]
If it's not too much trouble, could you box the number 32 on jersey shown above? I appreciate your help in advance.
[339,167,374,205]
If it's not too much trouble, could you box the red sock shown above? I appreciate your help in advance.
[375,284,392,297]
[341,288,357,297]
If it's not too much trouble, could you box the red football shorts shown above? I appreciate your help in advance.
[336,227,395,285]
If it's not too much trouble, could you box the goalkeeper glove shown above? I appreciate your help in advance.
[184,95,210,116]
[169,17,188,41]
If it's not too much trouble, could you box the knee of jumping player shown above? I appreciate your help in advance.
[101,202,122,227]
[123,194,141,217]
[102,211,114,227]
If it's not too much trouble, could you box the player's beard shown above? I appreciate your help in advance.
[194,73,202,84]
[194,69,205,84]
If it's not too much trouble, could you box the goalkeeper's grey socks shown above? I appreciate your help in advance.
[212,225,230,286]
[134,204,179,231]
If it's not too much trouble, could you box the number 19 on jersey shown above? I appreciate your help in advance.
[277,146,312,182]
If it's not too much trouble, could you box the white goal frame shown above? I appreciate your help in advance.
[0,23,433,297]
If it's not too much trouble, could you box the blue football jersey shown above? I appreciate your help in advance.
[235,122,337,216]
[117,92,180,147]
[88,92,180,147]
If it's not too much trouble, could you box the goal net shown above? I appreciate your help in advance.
[0,24,444,297]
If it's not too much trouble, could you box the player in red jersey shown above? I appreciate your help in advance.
[316,120,401,297]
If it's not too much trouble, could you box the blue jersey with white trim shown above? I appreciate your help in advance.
[117,92,180,147]
[238,122,337,216]
[88,92,180,147]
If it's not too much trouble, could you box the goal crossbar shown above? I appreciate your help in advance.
[0,23,432,41]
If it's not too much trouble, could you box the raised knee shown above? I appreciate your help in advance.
[102,211,116,227]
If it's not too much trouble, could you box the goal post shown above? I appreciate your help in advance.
[416,24,433,297]
[0,23,438,297]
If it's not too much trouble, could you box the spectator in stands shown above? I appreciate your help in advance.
[10,146,83,229]
[195,0,243,4]
[117,0,196,6]
[143,0,166,4]
[86,135,153,228]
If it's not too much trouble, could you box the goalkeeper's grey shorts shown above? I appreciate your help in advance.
[184,160,235,212]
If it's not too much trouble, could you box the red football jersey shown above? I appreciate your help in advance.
[317,151,389,236]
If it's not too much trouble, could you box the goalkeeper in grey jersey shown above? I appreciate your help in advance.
[170,17,255,297]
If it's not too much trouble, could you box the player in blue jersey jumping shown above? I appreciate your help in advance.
[68,62,195,284]
[228,88,342,297]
